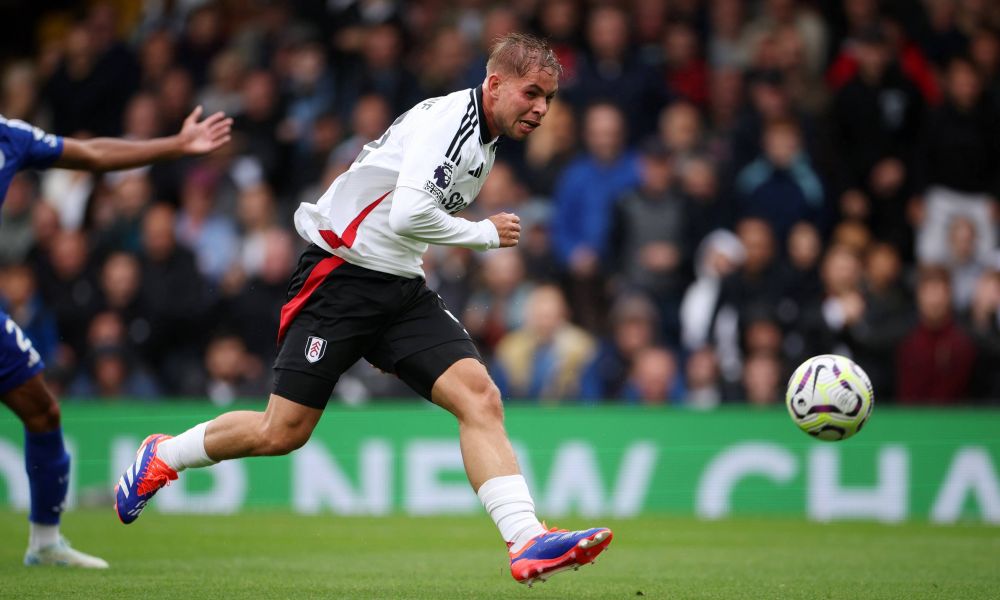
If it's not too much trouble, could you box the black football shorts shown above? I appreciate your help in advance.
[272,245,482,408]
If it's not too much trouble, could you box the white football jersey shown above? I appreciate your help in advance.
[294,87,499,278]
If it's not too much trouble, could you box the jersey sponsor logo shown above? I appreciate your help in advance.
[305,336,327,363]
[441,191,468,214]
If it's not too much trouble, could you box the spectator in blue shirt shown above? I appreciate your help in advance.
[551,103,640,328]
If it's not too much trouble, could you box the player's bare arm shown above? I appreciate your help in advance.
[54,106,232,171]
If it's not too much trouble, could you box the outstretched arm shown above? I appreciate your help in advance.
[53,106,232,171]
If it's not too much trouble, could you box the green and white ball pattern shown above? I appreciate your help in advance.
[785,354,874,441]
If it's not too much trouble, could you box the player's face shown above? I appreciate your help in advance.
[493,68,559,141]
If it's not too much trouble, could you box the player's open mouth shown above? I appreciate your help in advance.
[518,120,540,134]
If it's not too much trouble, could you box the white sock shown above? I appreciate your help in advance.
[29,523,59,551]
[156,422,216,472]
[477,474,546,553]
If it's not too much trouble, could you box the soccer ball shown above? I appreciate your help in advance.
[785,354,874,441]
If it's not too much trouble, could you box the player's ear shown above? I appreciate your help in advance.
[485,73,502,97]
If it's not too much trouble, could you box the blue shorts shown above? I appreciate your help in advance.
[0,308,45,395]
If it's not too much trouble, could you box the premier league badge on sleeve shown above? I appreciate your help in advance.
[305,336,327,363]
[425,161,455,201]
[433,162,453,189]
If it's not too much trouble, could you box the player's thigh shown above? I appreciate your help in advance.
[419,355,503,424]
[274,258,399,409]
[0,312,55,431]
[1,375,59,432]
[364,283,485,401]
[274,312,375,409]
[393,342,489,406]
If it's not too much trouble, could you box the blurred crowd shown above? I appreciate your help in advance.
[1,0,998,407]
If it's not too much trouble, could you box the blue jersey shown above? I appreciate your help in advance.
[0,116,63,391]
[0,115,64,204]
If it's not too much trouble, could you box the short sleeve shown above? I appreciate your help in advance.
[396,95,477,204]
[2,119,63,170]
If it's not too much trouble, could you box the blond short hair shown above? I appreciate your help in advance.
[486,33,562,78]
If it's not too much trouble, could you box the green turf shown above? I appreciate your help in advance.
[0,511,997,599]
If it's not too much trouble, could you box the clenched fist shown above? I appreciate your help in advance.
[488,212,521,247]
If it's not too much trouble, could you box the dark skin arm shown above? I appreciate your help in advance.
[53,106,233,171]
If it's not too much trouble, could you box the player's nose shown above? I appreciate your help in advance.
[533,97,549,117]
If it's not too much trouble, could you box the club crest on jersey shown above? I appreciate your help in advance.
[305,336,327,363]
[433,162,454,189]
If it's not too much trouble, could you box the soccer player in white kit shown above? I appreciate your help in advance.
[116,33,612,585]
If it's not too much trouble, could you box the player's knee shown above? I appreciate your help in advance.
[259,423,310,456]
[460,380,504,428]
[22,396,61,433]
[482,383,504,423]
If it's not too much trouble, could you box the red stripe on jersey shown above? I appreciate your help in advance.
[276,255,345,344]
[318,190,391,249]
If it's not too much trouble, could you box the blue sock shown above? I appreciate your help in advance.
[24,428,70,525]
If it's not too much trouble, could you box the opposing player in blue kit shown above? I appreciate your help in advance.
[0,107,231,567]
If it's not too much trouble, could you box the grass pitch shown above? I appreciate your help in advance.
[0,510,997,599]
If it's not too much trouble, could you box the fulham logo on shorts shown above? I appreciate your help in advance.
[305,336,327,363]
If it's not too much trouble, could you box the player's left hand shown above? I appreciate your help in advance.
[178,106,233,155]
[488,212,521,247]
